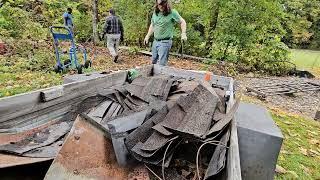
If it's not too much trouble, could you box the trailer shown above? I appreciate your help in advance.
[0,65,282,180]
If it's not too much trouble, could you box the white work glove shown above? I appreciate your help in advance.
[181,32,187,41]
[144,35,150,45]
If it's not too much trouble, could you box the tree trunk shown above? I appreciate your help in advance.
[207,0,220,49]
[92,0,98,44]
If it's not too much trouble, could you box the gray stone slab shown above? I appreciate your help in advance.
[106,109,149,133]
[235,103,283,180]
[162,82,220,138]
[206,98,240,137]
[125,106,168,151]
[205,130,230,179]
[111,132,136,167]
[139,132,170,151]
[87,100,113,118]
[104,102,120,119]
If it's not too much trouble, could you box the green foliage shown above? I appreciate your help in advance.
[281,0,320,49]
[0,4,47,40]
[113,0,154,46]
[0,0,319,77]
[208,0,291,74]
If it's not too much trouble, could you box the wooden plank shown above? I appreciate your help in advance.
[246,87,267,98]
[226,78,242,180]
[0,66,154,131]
[40,86,64,102]
[87,100,113,118]
[307,82,320,87]
[0,70,129,131]
[120,46,212,62]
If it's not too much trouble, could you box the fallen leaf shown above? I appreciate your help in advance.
[287,171,299,179]
[275,165,287,174]
[301,165,311,174]
[299,147,308,156]
[181,169,191,177]
[287,130,298,138]
[306,130,318,136]
[294,142,301,147]
[284,121,293,125]
[309,139,320,145]
[5,91,10,96]
[309,149,320,156]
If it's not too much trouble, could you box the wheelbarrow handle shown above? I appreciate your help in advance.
[50,26,72,35]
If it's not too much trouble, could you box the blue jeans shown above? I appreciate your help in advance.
[152,40,172,66]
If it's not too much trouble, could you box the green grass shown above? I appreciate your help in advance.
[291,49,320,70]
[0,71,62,98]
[273,113,320,179]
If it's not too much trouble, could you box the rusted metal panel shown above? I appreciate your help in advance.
[45,115,149,180]
[0,122,70,155]
[0,154,51,168]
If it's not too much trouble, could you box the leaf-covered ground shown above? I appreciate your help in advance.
[273,113,320,179]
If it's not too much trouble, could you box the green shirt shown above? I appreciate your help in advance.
[151,9,182,40]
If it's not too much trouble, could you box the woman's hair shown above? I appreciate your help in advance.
[155,0,172,16]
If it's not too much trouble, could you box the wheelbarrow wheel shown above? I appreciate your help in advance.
[77,65,83,74]
[84,61,91,68]
[64,59,71,68]
[54,65,62,73]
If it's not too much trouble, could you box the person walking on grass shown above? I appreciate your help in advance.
[101,8,124,63]
[144,0,187,66]
[63,8,74,34]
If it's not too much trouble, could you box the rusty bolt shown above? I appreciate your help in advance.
[74,135,80,140]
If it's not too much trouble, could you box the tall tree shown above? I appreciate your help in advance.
[92,0,98,44]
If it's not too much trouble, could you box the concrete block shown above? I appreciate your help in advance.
[235,103,283,180]
[63,72,109,84]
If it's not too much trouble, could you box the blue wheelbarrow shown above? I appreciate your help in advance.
[50,26,91,74]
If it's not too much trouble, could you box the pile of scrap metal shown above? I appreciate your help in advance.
[0,73,239,180]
